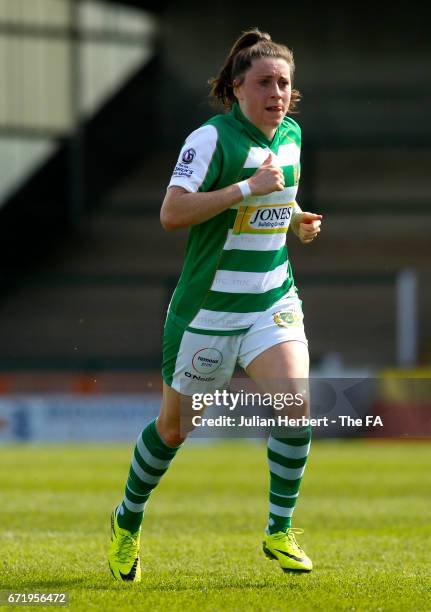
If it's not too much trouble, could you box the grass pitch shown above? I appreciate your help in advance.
[1,439,430,611]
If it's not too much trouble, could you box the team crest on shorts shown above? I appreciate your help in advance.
[273,308,302,327]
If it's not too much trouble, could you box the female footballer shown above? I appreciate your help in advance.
[109,27,322,581]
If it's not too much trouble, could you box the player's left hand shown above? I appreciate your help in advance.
[291,212,323,244]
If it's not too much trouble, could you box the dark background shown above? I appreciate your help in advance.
[0,0,429,379]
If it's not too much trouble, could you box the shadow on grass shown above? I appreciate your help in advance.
[91,573,309,592]
[1,577,91,590]
[2,569,309,593]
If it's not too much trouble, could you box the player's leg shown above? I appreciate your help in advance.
[116,383,192,535]
[109,383,191,582]
[109,317,239,582]
[246,340,312,572]
[238,290,312,571]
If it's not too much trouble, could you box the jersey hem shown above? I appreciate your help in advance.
[166,309,251,336]
[186,325,250,336]
[167,180,195,192]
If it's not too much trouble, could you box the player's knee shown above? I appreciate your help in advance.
[157,423,189,447]
[273,389,310,420]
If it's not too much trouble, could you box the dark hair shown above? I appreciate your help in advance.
[209,28,301,112]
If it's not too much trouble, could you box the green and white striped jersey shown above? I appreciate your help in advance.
[167,102,301,335]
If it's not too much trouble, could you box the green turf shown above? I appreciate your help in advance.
[1,439,430,611]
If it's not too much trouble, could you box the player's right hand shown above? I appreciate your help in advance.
[248,152,285,195]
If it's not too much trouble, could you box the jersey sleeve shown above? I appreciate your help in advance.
[168,124,220,193]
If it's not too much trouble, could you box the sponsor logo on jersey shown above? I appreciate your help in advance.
[172,148,197,179]
[273,307,303,327]
[192,348,223,374]
[184,371,216,382]
[172,163,194,179]
[233,203,294,234]
[181,148,196,164]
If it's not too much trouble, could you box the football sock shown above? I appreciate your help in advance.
[116,418,182,533]
[266,425,311,534]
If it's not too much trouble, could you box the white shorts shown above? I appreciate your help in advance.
[162,291,307,396]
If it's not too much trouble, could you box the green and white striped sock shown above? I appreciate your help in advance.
[266,426,311,534]
[116,418,182,533]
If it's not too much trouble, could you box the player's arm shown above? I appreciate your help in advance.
[161,151,283,231]
[290,201,323,244]
[161,185,242,230]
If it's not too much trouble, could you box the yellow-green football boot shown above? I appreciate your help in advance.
[263,528,312,572]
[108,508,141,582]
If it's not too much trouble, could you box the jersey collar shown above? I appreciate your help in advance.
[231,102,281,149]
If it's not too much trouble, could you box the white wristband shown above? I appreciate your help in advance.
[237,180,252,200]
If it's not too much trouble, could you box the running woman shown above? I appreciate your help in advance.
[109,27,322,582]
